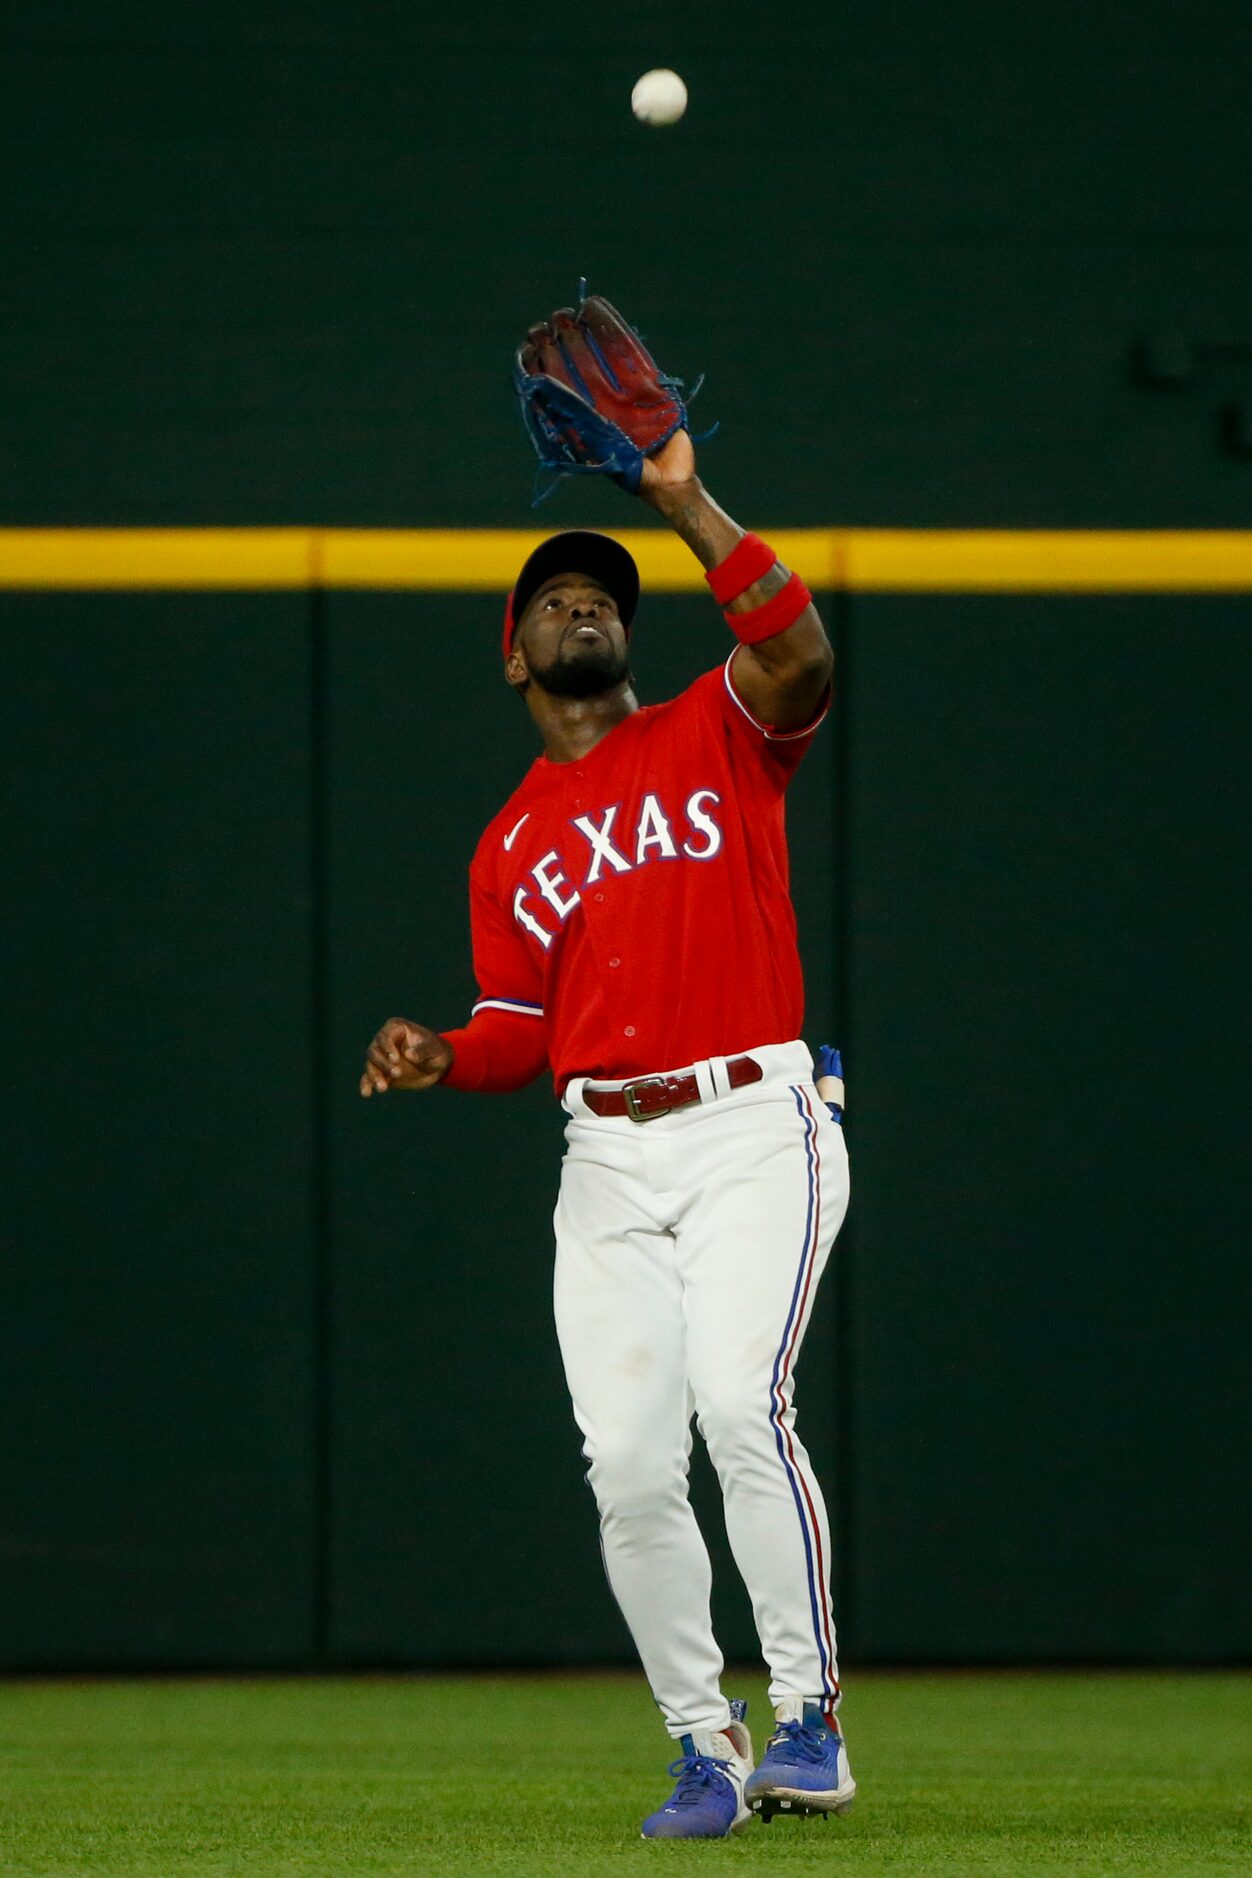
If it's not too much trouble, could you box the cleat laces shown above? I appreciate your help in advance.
[763,1719,830,1766]
[663,1752,732,1807]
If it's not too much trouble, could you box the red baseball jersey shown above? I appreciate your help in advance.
[440,647,830,1098]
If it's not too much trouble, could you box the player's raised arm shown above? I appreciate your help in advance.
[635,433,832,733]
[514,289,831,733]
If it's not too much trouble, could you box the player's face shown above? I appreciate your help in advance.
[518,575,631,699]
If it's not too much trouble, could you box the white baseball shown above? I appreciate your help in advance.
[631,69,688,127]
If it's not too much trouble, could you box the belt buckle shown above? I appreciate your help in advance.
[622,1074,668,1123]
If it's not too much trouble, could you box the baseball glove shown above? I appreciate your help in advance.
[514,282,698,498]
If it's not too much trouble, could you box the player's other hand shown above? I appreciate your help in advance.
[359,1018,453,1096]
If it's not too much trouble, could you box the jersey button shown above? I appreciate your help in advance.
[608,956,620,968]
[624,1026,636,1038]
[593,891,605,903]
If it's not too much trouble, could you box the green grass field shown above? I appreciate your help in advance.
[0,1671,1247,1876]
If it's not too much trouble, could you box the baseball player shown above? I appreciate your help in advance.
[360,292,854,1839]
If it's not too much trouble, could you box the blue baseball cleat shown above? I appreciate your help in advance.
[640,1699,754,1839]
[744,1699,856,1822]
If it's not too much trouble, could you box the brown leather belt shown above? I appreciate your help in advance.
[583,1054,764,1122]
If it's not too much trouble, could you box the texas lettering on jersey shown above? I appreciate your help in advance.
[512,789,725,950]
[440,649,831,1097]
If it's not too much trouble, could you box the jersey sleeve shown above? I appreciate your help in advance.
[701,647,832,790]
[439,857,549,1093]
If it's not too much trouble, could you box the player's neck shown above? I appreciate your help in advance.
[531,685,639,765]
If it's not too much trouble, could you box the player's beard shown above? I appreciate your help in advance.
[528,636,632,700]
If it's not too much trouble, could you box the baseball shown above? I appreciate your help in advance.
[631,69,688,127]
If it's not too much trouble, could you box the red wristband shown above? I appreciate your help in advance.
[725,571,812,645]
[705,532,777,606]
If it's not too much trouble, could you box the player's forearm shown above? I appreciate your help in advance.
[438,1008,549,1093]
[642,476,830,672]
[642,475,745,572]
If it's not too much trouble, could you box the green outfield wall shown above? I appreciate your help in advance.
[1,1,1249,1670]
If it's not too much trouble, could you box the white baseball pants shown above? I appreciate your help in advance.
[553,1039,849,1738]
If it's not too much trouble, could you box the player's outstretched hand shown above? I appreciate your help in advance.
[359,1018,453,1097]
[636,426,696,499]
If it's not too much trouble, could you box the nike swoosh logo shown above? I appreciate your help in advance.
[503,813,530,851]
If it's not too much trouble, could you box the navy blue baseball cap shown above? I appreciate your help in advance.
[503,531,640,659]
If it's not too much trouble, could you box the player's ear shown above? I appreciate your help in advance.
[504,646,530,693]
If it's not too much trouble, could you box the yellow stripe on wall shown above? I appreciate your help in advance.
[0,529,318,590]
[2,527,1251,592]
[842,530,1252,592]
[316,528,840,590]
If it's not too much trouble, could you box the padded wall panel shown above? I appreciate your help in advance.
[0,595,317,1666]
[3,3,1249,527]
[840,595,1252,1662]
